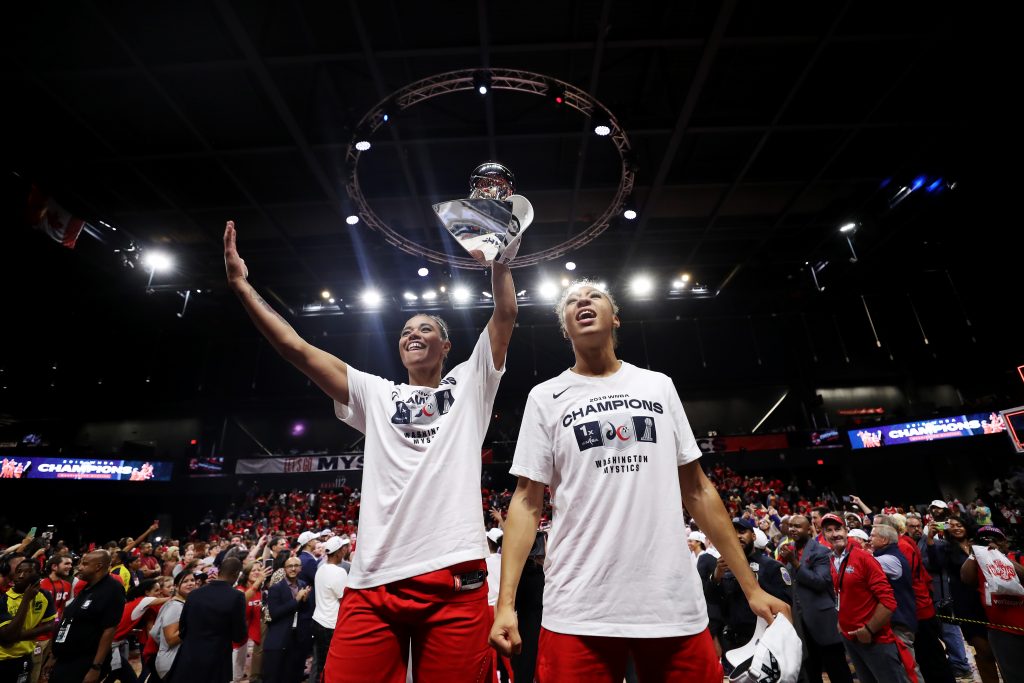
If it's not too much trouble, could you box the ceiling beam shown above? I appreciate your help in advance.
[619,0,737,270]
[714,29,949,295]
[685,2,851,265]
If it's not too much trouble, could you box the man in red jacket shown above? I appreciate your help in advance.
[821,515,911,682]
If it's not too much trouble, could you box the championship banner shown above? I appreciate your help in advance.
[235,454,365,475]
[848,411,1006,450]
[0,456,172,481]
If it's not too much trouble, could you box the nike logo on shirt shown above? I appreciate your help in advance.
[552,388,569,399]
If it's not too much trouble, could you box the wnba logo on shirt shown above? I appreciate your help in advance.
[573,412,657,452]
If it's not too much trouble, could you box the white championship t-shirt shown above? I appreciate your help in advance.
[510,361,707,637]
[335,329,504,588]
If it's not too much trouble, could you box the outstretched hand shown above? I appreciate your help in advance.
[224,220,249,286]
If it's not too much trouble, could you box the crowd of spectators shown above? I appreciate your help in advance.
[2,465,1023,681]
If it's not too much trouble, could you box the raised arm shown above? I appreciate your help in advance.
[124,522,159,552]
[486,262,517,370]
[225,221,349,404]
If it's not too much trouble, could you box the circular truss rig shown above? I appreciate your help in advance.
[345,68,636,270]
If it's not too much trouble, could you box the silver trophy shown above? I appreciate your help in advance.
[432,162,534,265]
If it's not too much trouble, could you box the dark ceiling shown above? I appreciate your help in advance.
[2,1,1014,417]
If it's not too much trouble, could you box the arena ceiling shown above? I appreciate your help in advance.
[2,2,1010,412]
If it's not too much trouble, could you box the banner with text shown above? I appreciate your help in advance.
[235,454,365,475]
[1,457,172,481]
[847,412,1006,450]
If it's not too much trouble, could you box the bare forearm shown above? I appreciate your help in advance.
[680,466,758,595]
[93,626,116,666]
[496,482,543,609]
[232,280,304,357]
[491,263,517,322]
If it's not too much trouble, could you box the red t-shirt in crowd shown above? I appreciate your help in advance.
[831,545,898,644]
[978,565,1024,634]
[234,585,262,646]
[37,577,72,641]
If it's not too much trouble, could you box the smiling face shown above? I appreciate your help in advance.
[398,315,451,378]
[557,283,620,349]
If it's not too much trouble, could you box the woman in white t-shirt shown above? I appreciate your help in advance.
[151,570,197,679]
[225,220,517,682]
[489,281,791,682]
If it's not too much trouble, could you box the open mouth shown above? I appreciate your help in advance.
[575,309,596,322]
[407,341,425,351]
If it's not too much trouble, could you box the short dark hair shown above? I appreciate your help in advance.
[46,555,68,572]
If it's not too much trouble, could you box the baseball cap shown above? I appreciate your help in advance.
[726,615,802,683]
[486,528,504,544]
[819,513,845,529]
[929,499,948,509]
[733,518,756,531]
[688,530,707,545]
[848,529,870,542]
[319,529,333,537]
[297,531,318,546]
[322,536,350,555]
[754,528,769,550]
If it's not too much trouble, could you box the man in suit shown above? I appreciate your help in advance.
[264,556,314,683]
[780,514,852,683]
[173,557,247,683]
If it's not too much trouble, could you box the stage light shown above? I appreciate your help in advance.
[355,140,371,152]
[382,113,390,123]
[539,281,558,300]
[680,273,691,282]
[671,280,687,290]
[911,176,926,191]
[143,252,173,272]
[592,111,612,136]
[473,70,492,95]
[839,222,857,233]
[549,82,566,105]
[453,287,471,303]
[439,285,447,293]
[328,298,335,304]
[561,277,570,287]
[346,215,360,225]
[403,292,418,301]
[291,422,306,436]
[565,261,576,271]
[926,178,943,192]
[482,291,492,298]
[361,289,382,306]
[630,276,654,297]
[422,289,437,301]
[321,290,331,299]
[418,267,429,277]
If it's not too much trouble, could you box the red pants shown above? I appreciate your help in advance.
[323,560,491,683]
[535,626,723,683]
